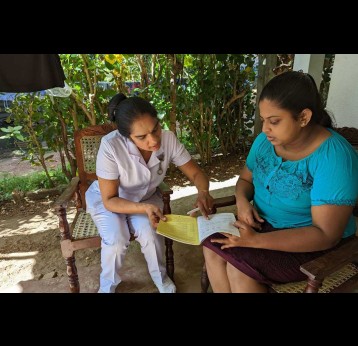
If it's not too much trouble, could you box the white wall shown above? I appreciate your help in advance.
[326,54,358,127]
[293,54,325,88]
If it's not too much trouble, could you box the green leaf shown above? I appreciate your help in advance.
[105,61,115,70]
[216,54,227,61]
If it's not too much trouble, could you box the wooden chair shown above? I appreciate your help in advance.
[54,123,174,293]
[201,127,358,293]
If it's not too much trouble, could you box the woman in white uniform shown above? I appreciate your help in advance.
[86,93,214,293]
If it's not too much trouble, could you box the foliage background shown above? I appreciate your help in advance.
[3,53,335,190]
[1,54,259,186]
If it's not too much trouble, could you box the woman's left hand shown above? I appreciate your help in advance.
[177,160,214,219]
[193,190,214,218]
[210,219,258,249]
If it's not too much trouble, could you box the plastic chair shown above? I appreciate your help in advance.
[54,123,174,293]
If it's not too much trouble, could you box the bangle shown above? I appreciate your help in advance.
[198,190,209,193]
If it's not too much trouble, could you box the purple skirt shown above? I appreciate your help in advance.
[202,220,351,285]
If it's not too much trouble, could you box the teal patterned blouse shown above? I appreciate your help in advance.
[246,129,358,238]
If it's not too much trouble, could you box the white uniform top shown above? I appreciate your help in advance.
[86,129,192,204]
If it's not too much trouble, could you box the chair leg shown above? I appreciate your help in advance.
[304,278,322,293]
[161,190,175,281]
[201,262,210,293]
[165,237,174,281]
[56,205,80,292]
[65,255,80,293]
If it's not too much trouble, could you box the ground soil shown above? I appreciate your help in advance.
[0,150,245,291]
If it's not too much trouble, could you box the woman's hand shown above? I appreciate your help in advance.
[144,204,167,228]
[210,219,259,249]
[236,199,264,230]
[192,190,214,219]
[177,160,213,218]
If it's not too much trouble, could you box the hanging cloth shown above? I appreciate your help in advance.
[0,54,65,92]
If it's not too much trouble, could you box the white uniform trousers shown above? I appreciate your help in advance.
[87,193,167,293]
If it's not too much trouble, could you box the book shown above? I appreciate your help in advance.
[156,212,240,245]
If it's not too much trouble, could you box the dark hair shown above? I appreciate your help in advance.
[108,93,158,137]
[259,71,334,128]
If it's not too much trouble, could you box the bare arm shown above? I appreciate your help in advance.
[213,204,353,252]
[178,159,214,217]
[250,204,353,251]
[235,165,255,202]
[236,165,264,229]
[98,177,166,227]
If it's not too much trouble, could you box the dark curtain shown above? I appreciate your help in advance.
[0,54,65,92]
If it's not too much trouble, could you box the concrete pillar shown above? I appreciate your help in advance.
[326,54,358,127]
[293,54,325,89]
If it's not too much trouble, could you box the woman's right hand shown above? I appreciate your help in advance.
[144,203,167,228]
[236,199,264,230]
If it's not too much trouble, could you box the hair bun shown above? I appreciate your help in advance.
[108,93,127,122]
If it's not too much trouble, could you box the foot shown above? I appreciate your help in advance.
[155,277,176,293]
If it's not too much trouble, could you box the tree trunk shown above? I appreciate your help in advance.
[168,54,178,134]
[253,54,277,137]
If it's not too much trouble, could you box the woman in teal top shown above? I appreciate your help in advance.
[247,129,357,238]
[202,71,358,293]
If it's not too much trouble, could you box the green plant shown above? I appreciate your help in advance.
[0,168,68,202]
[0,125,25,141]
[132,54,257,164]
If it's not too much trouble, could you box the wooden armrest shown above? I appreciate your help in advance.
[213,195,236,209]
[54,177,80,210]
[158,182,173,195]
[300,236,358,281]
